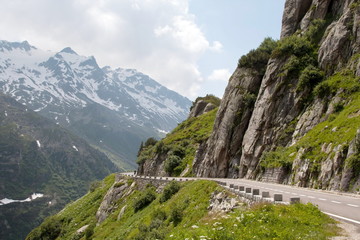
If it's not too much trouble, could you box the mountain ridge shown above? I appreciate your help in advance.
[0,40,192,168]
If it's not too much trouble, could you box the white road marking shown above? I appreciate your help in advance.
[318,198,327,201]
[308,196,315,199]
[299,194,306,197]
[291,193,298,195]
[331,201,341,204]
[347,204,359,208]
[323,212,360,225]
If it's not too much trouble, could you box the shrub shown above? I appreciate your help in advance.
[133,188,157,212]
[169,145,186,158]
[238,37,278,75]
[170,204,183,226]
[155,141,168,154]
[260,147,293,169]
[89,180,101,192]
[297,65,324,92]
[151,208,167,221]
[144,137,157,147]
[164,155,182,175]
[333,102,344,112]
[160,181,181,203]
[313,81,332,98]
[31,216,62,240]
[85,223,95,240]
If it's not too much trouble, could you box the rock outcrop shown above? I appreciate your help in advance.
[137,0,360,193]
[189,100,216,118]
[192,0,360,192]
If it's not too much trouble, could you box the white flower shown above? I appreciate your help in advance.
[170,235,173,237]
[191,225,199,229]
[233,224,238,227]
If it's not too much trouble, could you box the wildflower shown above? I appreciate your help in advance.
[191,225,199,229]
[233,224,238,227]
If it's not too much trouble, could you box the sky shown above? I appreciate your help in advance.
[0,0,286,100]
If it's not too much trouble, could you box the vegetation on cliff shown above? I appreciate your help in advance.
[137,106,218,176]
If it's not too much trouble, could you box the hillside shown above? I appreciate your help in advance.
[26,175,339,240]
[138,0,360,193]
[0,41,192,169]
[137,95,220,177]
[0,94,117,240]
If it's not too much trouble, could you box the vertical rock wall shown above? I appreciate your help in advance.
[193,0,360,192]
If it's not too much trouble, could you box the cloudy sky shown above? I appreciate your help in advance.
[0,0,285,100]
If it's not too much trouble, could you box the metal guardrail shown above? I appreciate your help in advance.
[120,174,300,204]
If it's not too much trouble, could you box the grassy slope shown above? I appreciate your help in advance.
[27,176,340,240]
[138,108,218,176]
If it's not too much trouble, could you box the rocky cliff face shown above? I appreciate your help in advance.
[193,0,360,192]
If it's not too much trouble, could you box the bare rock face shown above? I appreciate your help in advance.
[238,57,306,178]
[318,8,353,73]
[137,153,167,177]
[280,0,312,38]
[96,178,135,223]
[193,67,263,178]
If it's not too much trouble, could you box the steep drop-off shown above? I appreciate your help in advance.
[0,94,117,240]
[26,175,339,240]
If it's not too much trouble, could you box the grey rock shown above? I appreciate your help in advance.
[117,205,127,221]
[189,100,216,118]
[193,66,263,177]
[96,179,132,223]
[76,224,89,234]
[208,191,239,213]
[280,0,312,38]
[318,8,353,73]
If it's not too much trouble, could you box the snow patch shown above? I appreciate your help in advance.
[0,193,44,206]
[4,111,7,117]
[72,145,79,152]
[36,140,41,148]
[157,128,169,134]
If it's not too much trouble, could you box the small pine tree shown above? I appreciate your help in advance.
[137,141,144,157]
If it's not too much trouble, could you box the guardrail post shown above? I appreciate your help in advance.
[274,194,283,202]
[262,192,270,198]
[290,197,300,204]
[252,189,260,195]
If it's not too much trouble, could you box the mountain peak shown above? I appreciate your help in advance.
[0,40,36,52]
[60,47,78,55]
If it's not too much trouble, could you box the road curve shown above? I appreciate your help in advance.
[122,173,360,226]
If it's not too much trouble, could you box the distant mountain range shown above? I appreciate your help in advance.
[0,93,117,240]
[0,40,192,169]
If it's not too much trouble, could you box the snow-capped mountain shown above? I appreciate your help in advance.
[0,40,192,169]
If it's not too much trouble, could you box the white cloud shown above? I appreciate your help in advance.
[208,69,232,82]
[0,0,222,99]
[210,41,223,52]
